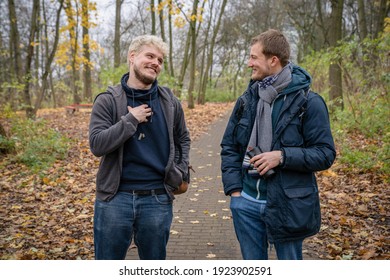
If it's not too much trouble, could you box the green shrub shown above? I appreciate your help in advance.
[205,87,237,102]
[3,110,70,172]
[301,34,389,176]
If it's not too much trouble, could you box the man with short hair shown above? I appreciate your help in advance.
[221,29,336,259]
[89,35,190,260]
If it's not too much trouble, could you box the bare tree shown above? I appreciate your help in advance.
[198,0,227,104]
[33,0,64,115]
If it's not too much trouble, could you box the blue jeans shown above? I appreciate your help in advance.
[230,195,303,260]
[94,191,173,260]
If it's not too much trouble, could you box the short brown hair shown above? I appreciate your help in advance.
[251,29,290,67]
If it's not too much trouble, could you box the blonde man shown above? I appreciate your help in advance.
[89,35,190,260]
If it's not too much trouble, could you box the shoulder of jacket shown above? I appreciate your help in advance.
[158,85,180,105]
[93,91,112,104]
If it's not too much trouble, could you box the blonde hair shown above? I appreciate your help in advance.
[128,35,168,57]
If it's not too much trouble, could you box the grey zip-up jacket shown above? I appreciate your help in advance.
[89,84,191,201]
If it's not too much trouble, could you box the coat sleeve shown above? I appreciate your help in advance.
[282,93,336,172]
[89,93,139,157]
[220,98,246,195]
[173,98,191,179]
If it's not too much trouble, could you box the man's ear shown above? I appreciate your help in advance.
[270,55,280,67]
[128,51,135,65]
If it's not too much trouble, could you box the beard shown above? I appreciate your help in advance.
[134,64,156,85]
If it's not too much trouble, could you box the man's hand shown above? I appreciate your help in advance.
[249,150,282,176]
[230,191,241,197]
[128,104,152,123]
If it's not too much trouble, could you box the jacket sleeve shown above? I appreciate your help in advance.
[173,98,191,179]
[282,93,336,172]
[89,93,139,157]
[220,98,245,195]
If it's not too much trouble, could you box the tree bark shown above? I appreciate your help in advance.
[158,0,169,72]
[373,0,389,39]
[177,27,191,97]
[82,0,92,102]
[23,0,40,118]
[187,0,199,109]
[114,0,122,68]
[8,0,23,80]
[150,0,156,35]
[328,0,344,110]
[168,1,174,77]
[357,0,368,40]
[64,0,81,105]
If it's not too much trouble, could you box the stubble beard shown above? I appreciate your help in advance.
[134,64,156,86]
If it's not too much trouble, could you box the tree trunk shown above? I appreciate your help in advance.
[177,27,191,96]
[373,0,389,39]
[8,0,24,110]
[114,0,122,68]
[82,0,92,102]
[197,0,214,105]
[158,0,169,73]
[150,0,156,35]
[187,0,199,109]
[168,1,174,77]
[23,0,40,118]
[65,0,81,105]
[328,0,344,110]
[357,0,368,40]
[199,0,227,105]
[8,0,23,81]
[33,0,64,114]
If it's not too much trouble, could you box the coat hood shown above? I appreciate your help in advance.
[282,64,312,95]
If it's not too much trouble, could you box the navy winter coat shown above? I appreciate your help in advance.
[221,65,336,242]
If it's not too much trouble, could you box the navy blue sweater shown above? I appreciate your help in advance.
[119,73,169,190]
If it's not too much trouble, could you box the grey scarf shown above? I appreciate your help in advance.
[247,63,292,153]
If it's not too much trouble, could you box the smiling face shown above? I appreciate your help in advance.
[248,43,274,81]
[247,42,283,81]
[128,44,164,88]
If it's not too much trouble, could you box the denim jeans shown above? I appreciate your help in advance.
[230,195,303,260]
[94,191,173,260]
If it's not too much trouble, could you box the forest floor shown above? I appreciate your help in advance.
[0,102,388,260]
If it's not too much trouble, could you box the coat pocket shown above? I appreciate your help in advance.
[280,118,304,147]
[282,186,320,235]
[165,163,183,190]
[233,118,250,147]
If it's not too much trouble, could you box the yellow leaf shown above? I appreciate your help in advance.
[321,169,338,177]
[42,177,50,185]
